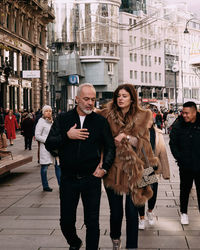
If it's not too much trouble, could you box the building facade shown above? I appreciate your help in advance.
[0,0,54,111]
[47,0,121,111]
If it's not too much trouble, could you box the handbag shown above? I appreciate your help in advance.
[137,147,158,188]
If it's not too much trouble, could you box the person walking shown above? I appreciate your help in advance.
[166,110,176,134]
[138,120,170,230]
[155,111,163,129]
[97,84,158,250]
[4,109,19,146]
[169,101,200,225]
[45,83,115,250]
[35,105,61,192]
[20,113,35,150]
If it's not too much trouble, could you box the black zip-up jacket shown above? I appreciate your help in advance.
[169,112,200,173]
[45,108,115,177]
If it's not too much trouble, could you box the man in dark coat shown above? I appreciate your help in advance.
[169,101,200,225]
[45,83,115,250]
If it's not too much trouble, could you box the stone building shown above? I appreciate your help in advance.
[0,0,54,111]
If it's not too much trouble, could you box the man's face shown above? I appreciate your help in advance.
[182,107,197,123]
[76,86,96,115]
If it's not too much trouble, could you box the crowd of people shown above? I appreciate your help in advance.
[0,83,200,250]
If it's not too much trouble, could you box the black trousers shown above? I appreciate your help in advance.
[106,187,138,249]
[179,168,200,213]
[138,182,158,217]
[24,136,33,149]
[60,175,101,250]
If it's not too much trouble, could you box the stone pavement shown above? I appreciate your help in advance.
[0,133,200,250]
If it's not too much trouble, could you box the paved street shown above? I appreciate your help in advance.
[0,132,200,250]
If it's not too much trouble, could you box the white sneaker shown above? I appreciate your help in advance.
[180,213,189,225]
[139,219,145,230]
[146,211,155,226]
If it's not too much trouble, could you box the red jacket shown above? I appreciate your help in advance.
[5,115,18,139]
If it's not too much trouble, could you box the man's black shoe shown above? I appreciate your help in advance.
[69,240,82,250]
[43,187,53,192]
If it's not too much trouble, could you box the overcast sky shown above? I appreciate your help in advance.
[163,0,200,17]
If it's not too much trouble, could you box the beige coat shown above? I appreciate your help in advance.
[154,127,170,179]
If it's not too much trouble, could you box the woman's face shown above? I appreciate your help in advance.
[117,89,132,110]
[43,109,52,118]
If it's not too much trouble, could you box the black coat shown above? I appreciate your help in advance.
[21,117,35,137]
[169,112,200,173]
[45,108,115,177]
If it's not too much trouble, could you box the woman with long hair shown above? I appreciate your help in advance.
[97,84,158,249]
[35,105,61,192]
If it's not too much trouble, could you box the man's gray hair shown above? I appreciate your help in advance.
[77,83,96,97]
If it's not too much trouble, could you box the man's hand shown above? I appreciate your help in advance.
[93,164,106,178]
[67,123,89,140]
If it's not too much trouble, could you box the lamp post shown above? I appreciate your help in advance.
[50,45,56,112]
[184,18,199,34]
[172,64,179,112]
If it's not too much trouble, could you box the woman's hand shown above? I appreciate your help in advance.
[114,133,126,146]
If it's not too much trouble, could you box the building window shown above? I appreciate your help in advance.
[154,56,157,64]
[155,72,157,81]
[149,56,151,66]
[149,72,152,83]
[141,54,143,66]
[108,63,113,75]
[129,35,133,44]
[129,18,132,25]
[141,71,144,82]
[134,71,137,79]
[130,70,133,79]
[159,73,161,81]
[130,53,133,62]
[101,4,108,17]
[134,53,137,62]
[159,57,161,65]
[145,55,147,66]
[134,36,137,45]
[145,72,148,83]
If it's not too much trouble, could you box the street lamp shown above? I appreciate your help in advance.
[184,18,199,34]
[172,64,179,112]
[50,44,56,112]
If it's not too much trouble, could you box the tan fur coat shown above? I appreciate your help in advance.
[98,104,158,206]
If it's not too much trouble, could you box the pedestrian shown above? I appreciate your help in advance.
[20,113,35,150]
[97,84,158,250]
[0,108,7,152]
[35,105,61,192]
[34,109,42,163]
[155,110,163,129]
[169,101,200,225]
[45,83,115,250]
[166,110,176,134]
[138,118,170,230]
[4,109,19,146]
[14,109,21,130]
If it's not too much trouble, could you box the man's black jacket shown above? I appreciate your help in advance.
[169,112,200,173]
[45,108,115,177]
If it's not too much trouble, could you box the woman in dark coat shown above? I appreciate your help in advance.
[21,113,34,150]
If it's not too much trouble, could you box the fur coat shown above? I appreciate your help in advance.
[98,104,158,206]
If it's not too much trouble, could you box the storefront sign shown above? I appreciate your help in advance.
[22,80,32,88]
[23,70,40,78]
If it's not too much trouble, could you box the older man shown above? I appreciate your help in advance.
[45,83,115,250]
[169,101,200,225]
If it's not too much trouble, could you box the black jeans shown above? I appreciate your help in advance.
[138,182,158,217]
[60,175,101,250]
[106,187,138,249]
[179,168,200,213]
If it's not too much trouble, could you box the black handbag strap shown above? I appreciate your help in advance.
[141,147,151,168]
